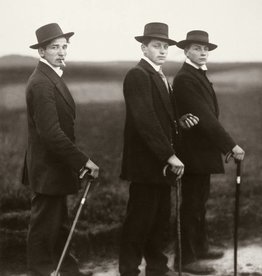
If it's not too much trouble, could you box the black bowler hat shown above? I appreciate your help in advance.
[30,23,74,49]
[177,30,217,51]
[135,22,177,46]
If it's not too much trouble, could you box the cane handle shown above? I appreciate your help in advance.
[163,164,170,176]
[225,151,233,163]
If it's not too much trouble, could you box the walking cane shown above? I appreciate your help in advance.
[175,178,182,276]
[226,152,242,276]
[52,175,94,276]
[163,165,182,276]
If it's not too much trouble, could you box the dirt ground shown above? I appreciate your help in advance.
[79,241,262,276]
[7,240,262,276]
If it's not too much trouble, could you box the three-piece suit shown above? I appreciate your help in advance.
[23,61,88,275]
[173,62,236,264]
[119,58,180,276]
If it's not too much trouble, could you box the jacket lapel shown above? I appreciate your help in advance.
[183,63,219,115]
[37,62,75,112]
[55,80,76,112]
[138,59,174,121]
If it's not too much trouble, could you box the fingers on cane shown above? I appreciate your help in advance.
[175,166,184,180]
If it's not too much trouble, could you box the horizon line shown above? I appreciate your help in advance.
[0,54,262,64]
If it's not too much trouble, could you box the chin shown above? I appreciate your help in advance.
[157,60,165,65]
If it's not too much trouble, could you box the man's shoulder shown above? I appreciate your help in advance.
[28,69,47,83]
[174,67,194,82]
[125,63,150,81]
[27,66,55,92]
[127,59,156,75]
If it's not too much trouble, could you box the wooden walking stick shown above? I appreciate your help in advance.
[52,175,94,276]
[226,153,242,276]
[163,165,182,276]
[175,178,182,276]
[233,160,241,276]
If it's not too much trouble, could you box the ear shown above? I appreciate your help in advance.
[141,43,146,54]
[38,48,45,58]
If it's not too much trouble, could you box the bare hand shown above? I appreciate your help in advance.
[80,159,99,179]
[179,113,199,129]
[167,154,184,179]
[232,145,245,161]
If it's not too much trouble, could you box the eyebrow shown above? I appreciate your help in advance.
[192,44,208,48]
[49,42,68,47]
[152,41,169,46]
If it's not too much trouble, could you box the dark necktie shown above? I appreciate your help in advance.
[198,68,207,77]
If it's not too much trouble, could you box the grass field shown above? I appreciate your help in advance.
[0,61,262,272]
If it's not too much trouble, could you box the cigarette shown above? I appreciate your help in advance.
[61,60,66,67]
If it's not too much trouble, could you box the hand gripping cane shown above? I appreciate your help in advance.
[226,152,241,276]
[52,174,94,276]
[163,165,182,276]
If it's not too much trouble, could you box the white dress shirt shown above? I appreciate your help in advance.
[142,56,161,72]
[185,58,208,71]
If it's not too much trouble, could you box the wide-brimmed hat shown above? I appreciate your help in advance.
[135,22,177,46]
[30,23,74,49]
[177,30,217,51]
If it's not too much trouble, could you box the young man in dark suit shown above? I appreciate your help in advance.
[23,23,99,276]
[119,22,199,276]
[173,30,245,275]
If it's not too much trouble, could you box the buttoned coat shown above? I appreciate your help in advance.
[22,62,88,195]
[173,62,235,174]
[121,59,180,183]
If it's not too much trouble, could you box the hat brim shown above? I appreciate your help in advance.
[135,35,177,46]
[177,40,217,51]
[30,32,74,49]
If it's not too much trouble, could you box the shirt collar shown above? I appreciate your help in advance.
[142,56,161,72]
[185,58,208,71]
[40,58,63,77]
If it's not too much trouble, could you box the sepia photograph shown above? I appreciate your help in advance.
[0,0,261,275]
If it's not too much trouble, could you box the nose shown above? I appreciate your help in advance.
[200,48,208,56]
[58,47,66,56]
[160,45,167,54]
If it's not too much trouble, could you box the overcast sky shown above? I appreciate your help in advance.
[0,0,261,62]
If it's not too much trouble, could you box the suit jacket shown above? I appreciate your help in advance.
[173,62,235,174]
[121,59,180,183]
[22,62,88,195]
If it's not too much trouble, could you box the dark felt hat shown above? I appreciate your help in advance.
[30,23,74,49]
[177,30,217,51]
[135,22,177,46]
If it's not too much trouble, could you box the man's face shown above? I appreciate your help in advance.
[185,43,209,66]
[38,37,68,67]
[142,39,169,65]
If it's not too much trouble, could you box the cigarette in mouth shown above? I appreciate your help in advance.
[61,60,66,67]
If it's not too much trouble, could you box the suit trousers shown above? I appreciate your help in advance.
[175,174,210,265]
[27,193,79,276]
[119,182,171,276]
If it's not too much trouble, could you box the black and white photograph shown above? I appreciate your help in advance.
[0,0,261,275]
